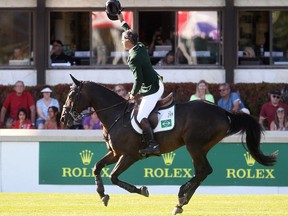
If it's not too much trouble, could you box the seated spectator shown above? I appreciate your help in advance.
[36,87,60,129]
[243,46,256,57]
[82,107,101,129]
[217,83,250,114]
[0,80,35,128]
[259,89,288,130]
[190,80,215,103]
[50,40,72,64]
[114,84,129,99]
[148,27,165,55]
[44,106,63,129]
[10,48,25,60]
[270,107,288,131]
[12,108,34,129]
[157,50,175,66]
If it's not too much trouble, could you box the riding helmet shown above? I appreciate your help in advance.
[105,0,122,20]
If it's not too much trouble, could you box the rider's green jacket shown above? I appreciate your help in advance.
[122,22,160,96]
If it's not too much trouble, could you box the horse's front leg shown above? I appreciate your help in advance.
[94,151,118,206]
[110,154,149,197]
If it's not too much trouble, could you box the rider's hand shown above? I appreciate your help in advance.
[117,13,124,22]
[129,94,135,100]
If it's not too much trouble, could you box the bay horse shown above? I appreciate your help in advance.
[61,75,278,215]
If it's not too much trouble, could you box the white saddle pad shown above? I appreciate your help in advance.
[131,105,175,134]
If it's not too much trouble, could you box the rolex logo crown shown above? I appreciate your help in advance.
[80,149,94,165]
[162,152,176,166]
[244,152,255,166]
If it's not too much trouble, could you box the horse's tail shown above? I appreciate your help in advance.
[226,111,278,166]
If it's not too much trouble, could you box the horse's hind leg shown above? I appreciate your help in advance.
[173,153,212,215]
[110,155,148,196]
[94,151,119,206]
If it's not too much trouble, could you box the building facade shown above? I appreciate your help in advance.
[0,0,288,86]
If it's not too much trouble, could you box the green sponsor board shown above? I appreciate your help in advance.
[39,142,287,186]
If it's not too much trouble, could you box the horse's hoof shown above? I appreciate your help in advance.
[140,186,149,197]
[101,194,110,206]
[172,205,183,215]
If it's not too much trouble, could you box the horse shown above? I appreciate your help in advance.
[61,75,278,215]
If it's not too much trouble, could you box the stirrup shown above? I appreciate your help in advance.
[139,144,160,155]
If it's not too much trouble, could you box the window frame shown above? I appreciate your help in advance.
[236,8,288,68]
[0,8,35,69]
[48,7,224,69]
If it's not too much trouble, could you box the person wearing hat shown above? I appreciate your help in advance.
[270,107,288,131]
[115,12,164,156]
[259,89,288,130]
[36,87,60,129]
[0,80,35,128]
[50,39,72,65]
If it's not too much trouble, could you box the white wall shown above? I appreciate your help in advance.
[235,0,288,7]
[234,69,288,84]
[46,69,225,85]
[46,0,225,8]
[0,70,37,86]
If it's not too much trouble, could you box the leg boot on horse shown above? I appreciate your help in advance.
[139,118,160,156]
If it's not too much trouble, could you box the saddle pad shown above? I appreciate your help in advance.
[131,105,175,134]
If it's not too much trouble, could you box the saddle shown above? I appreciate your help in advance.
[133,92,174,128]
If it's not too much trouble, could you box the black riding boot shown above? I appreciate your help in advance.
[139,118,160,156]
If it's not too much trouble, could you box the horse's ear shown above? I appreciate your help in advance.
[70,74,81,86]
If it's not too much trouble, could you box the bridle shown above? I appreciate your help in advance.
[63,82,86,122]
[63,82,129,123]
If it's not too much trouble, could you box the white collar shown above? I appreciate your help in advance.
[129,44,137,54]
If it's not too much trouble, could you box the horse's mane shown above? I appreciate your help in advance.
[86,81,126,103]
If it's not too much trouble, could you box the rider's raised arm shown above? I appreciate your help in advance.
[117,12,130,31]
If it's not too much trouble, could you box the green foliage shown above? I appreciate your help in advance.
[0,82,287,118]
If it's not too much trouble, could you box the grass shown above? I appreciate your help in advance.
[0,193,287,216]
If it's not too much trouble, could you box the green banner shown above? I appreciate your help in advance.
[39,142,287,186]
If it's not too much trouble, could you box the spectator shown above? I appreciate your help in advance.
[190,80,215,103]
[270,107,288,131]
[44,106,63,129]
[82,107,101,129]
[114,84,129,99]
[243,46,256,57]
[157,50,175,66]
[259,89,288,130]
[148,27,165,55]
[12,108,34,129]
[217,83,250,114]
[10,48,25,60]
[36,87,60,129]
[0,80,35,128]
[50,40,72,64]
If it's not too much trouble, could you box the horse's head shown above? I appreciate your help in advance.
[61,75,89,128]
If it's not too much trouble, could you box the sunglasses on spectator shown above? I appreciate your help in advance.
[218,89,226,92]
[272,95,280,99]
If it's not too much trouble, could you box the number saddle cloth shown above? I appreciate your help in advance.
[131,92,176,134]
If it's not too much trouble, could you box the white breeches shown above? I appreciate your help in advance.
[136,81,164,122]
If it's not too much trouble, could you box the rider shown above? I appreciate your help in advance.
[117,12,164,156]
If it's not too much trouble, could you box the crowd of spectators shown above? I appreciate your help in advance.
[0,80,288,131]
[189,80,288,131]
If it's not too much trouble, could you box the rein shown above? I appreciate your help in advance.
[95,100,127,113]
[105,100,135,133]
